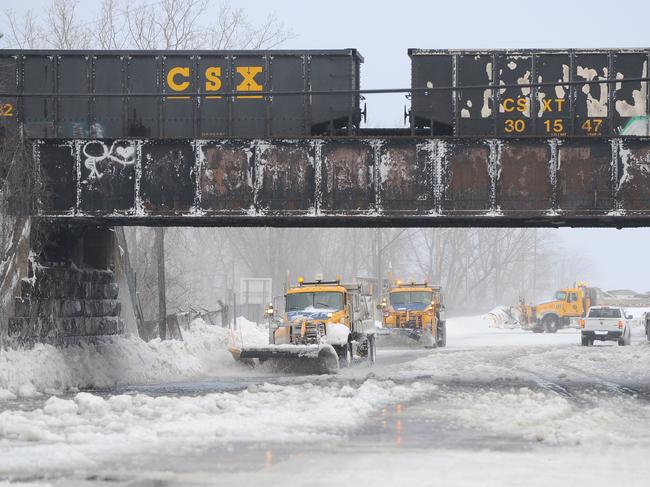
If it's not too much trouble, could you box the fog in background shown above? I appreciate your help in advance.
[1,0,649,306]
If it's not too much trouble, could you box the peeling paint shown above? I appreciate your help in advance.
[482,62,493,118]
[615,61,648,117]
[577,65,609,117]
[32,137,650,223]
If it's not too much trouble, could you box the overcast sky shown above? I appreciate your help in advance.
[2,0,650,291]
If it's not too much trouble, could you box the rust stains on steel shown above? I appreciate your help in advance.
[32,137,650,228]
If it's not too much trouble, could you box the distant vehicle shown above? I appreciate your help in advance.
[377,280,446,348]
[229,275,376,373]
[580,306,632,346]
[646,313,650,342]
[516,282,596,333]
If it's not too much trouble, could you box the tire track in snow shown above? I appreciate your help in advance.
[516,369,575,399]
[559,364,641,398]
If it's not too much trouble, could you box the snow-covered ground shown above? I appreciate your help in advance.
[1,313,650,486]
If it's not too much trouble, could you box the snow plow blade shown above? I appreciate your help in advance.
[230,344,339,373]
[485,306,524,329]
[239,344,322,360]
[376,328,435,347]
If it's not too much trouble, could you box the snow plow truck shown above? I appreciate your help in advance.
[377,280,446,348]
[230,276,376,373]
[515,282,597,333]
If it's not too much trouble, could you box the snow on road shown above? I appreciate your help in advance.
[0,313,649,485]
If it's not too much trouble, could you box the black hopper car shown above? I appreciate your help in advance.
[0,49,362,139]
[1,48,649,139]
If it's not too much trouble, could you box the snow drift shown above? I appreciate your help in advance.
[0,318,254,397]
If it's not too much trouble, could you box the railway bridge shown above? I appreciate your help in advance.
[0,132,647,347]
[32,135,650,227]
[1,46,649,346]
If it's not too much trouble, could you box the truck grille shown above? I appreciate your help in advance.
[396,313,423,329]
[291,321,324,345]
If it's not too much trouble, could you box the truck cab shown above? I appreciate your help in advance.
[379,280,446,347]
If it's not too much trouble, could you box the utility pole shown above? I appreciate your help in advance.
[155,227,167,340]
[375,228,383,302]
[533,229,538,302]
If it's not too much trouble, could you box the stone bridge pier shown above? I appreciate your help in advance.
[1,220,134,347]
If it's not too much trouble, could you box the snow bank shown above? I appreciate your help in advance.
[0,318,240,396]
[0,379,436,475]
[231,316,269,348]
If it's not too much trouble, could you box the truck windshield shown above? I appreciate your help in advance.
[588,308,621,318]
[286,292,344,311]
[390,292,433,306]
[554,291,567,301]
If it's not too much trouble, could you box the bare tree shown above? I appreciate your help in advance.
[46,0,92,49]
[2,0,294,50]
[97,0,127,50]
[3,9,41,48]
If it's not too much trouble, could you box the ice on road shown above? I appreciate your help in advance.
[1,315,650,486]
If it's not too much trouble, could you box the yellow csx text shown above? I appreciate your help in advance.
[165,66,264,99]
[540,98,566,113]
[501,97,528,113]
[501,97,566,113]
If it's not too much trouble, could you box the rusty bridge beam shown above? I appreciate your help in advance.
[32,137,650,228]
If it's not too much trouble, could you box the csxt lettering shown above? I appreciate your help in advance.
[166,66,264,98]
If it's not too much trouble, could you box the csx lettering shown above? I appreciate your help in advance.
[164,66,264,98]
[236,66,263,99]
[205,67,222,99]
[502,97,528,113]
[541,98,566,113]
[167,67,190,91]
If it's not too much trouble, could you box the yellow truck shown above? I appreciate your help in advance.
[516,282,597,333]
[231,276,376,373]
[378,280,446,347]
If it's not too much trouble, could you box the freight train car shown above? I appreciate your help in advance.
[0,49,363,139]
[410,49,650,137]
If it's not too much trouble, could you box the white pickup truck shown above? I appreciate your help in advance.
[580,306,632,346]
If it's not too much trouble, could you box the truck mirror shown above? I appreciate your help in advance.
[627,315,633,320]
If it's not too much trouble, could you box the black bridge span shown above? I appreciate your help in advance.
[33,136,650,227]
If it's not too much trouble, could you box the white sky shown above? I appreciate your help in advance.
[2,0,650,291]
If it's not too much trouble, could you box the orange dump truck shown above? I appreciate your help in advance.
[377,280,446,348]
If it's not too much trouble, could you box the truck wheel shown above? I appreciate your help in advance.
[619,330,631,346]
[543,316,559,334]
[366,335,376,366]
[437,322,447,348]
[336,343,352,368]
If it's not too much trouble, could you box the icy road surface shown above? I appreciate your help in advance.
[2,316,650,486]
